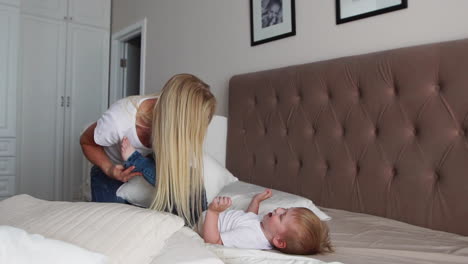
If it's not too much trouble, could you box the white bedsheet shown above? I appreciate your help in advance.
[0,225,108,264]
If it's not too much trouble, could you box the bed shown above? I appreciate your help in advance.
[2,38,468,264]
[226,37,468,263]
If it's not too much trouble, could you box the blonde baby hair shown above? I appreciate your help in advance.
[279,207,333,255]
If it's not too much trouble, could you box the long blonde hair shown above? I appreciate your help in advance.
[150,74,216,226]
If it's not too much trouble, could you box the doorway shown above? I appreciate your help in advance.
[110,18,147,105]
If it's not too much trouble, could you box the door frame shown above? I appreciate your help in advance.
[109,18,147,105]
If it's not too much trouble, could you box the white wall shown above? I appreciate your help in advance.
[112,0,468,116]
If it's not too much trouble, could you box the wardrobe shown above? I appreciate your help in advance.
[17,0,111,201]
[0,0,18,200]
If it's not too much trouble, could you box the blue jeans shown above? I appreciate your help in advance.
[122,151,208,213]
[90,152,156,203]
[90,165,127,203]
[91,151,208,218]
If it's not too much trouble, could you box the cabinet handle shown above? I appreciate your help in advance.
[64,16,68,20]
[69,17,73,21]
[61,96,64,107]
[67,96,71,107]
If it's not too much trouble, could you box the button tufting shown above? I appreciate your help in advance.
[394,87,399,96]
[434,172,441,182]
[254,96,258,105]
[298,160,303,168]
[459,128,466,137]
[434,84,441,93]
[357,88,362,99]
[375,127,380,136]
[356,164,360,173]
[392,167,398,176]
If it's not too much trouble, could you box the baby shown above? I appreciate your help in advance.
[203,189,333,255]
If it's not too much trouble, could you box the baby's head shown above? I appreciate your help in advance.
[261,207,333,255]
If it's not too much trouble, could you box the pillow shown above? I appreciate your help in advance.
[0,225,108,264]
[217,181,331,221]
[0,195,184,264]
[116,153,238,207]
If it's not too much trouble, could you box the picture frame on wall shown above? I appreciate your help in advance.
[336,0,408,25]
[250,0,296,46]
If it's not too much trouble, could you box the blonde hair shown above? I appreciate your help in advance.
[149,74,216,227]
[279,207,333,255]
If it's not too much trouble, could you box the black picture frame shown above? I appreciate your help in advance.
[336,0,407,25]
[250,0,296,46]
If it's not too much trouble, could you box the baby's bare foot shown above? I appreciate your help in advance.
[121,137,136,161]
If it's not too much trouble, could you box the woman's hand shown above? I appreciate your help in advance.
[208,196,232,213]
[106,164,141,182]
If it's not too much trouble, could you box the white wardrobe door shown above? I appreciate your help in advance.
[64,23,109,201]
[20,0,67,20]
[19,15,66,200]
[0,0,19,7]
[0,5,18,137]
[68,0,110,29]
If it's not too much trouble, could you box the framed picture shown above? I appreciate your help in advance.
[250,0,296,46]
[336,0,407,24]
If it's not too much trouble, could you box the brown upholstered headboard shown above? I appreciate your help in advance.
[227,38,468,236]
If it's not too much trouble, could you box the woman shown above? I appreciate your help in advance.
[80,74,216,226]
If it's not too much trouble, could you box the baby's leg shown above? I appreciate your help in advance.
[121,137,136,161]
[121,137,156,186]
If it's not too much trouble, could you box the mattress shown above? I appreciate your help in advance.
[313,208,468,264]
[218,181,468,264]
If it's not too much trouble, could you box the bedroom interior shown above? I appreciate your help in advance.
[1,0,468,263]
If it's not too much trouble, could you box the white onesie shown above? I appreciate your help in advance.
[218,210,272,250]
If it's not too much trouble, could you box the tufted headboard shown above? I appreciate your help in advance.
[226,38,468,236]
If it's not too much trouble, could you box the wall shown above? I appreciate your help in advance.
[112,0,468,116]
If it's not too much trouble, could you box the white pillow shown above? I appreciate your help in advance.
[117,153,238,207]
[0,195,184,264]
[203,153,239,203]
[0,225,109,264]
[217,181,331,221]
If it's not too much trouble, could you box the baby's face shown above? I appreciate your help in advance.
[261,207,296,236]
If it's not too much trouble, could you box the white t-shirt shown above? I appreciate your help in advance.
[218,210,272,250]
[94,96,156,164]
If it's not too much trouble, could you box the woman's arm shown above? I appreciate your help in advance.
[203,196,232,245]
[80,123,140,182]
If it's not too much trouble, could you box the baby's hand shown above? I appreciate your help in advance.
[208,196,232,213]
[253,189,272,203]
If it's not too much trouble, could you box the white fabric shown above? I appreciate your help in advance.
[94,96,155,164]
[207,244,343,264]
[0,225,109,264]
[218,210,272,250]
[151,227,224,264]
[116,153,238,207]
[218,181,331,221]
[203,115,228,166]
[203,153,239,202]
[0,195,184,264]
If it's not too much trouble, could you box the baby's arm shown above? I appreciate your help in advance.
[246,189,272,214]
[203,196,232,245]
